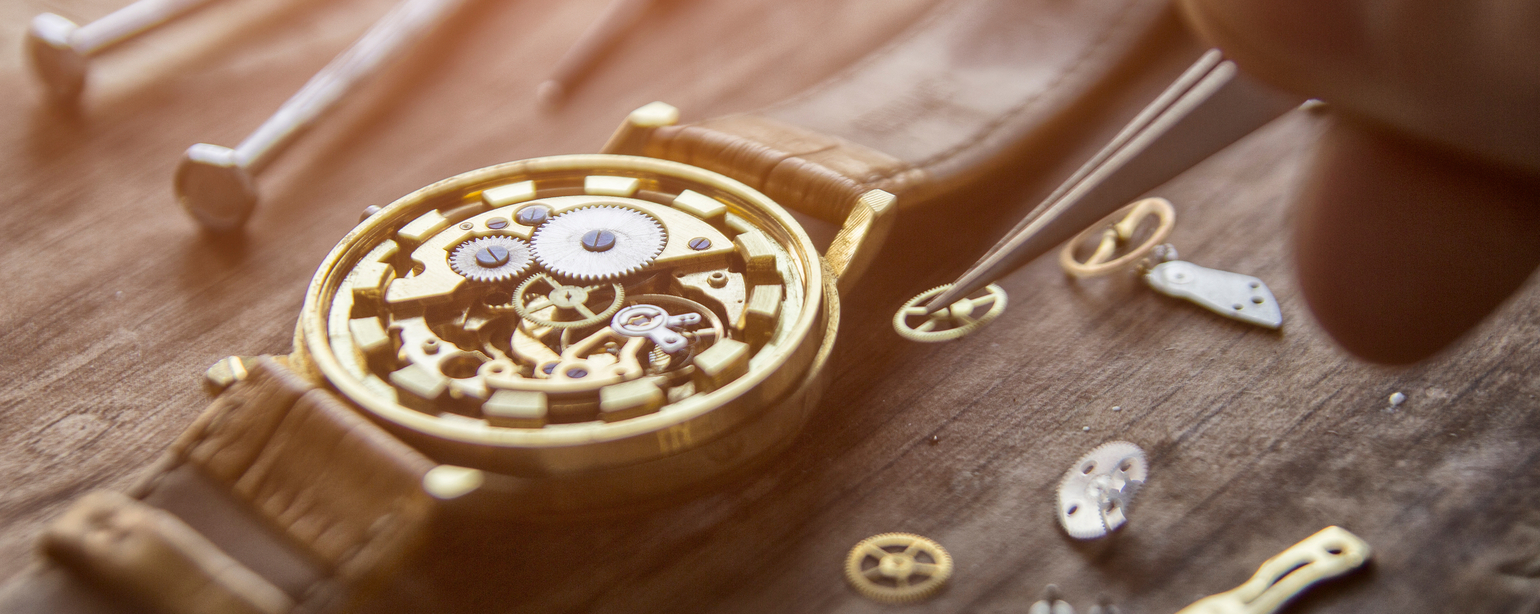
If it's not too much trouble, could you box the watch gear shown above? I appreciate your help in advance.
[893,283,1008,342]
[530,205,666,280]
[1057,441,1147,540]
[844,533,953,604]
[448,236,532,283]
[513,273,625,329]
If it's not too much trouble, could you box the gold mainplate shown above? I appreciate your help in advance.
[298,155,829,488]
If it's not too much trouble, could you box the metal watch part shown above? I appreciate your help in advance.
[894,283,1008,342]
[449,236,531,283]
[530,205,666,280]
[1057,441,1147,540]
[1060,198,1282,329]
[611,304,701,354]
[1145,261,1282,330]
[844,533,953,604]
[300,154,830,514]
[1175,526,1370,614]
[513,273,625,329]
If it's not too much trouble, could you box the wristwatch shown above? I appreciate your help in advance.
[0,0,1196,612]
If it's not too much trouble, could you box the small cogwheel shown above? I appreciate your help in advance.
[530,205,666,280]
[844,533,952,604]
[513,273,625,329]
[1057,441,1148,540]
[449,236,532,283]
[893,283,1008,342]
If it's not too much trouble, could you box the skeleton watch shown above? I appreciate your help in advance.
[0,1,1195,612]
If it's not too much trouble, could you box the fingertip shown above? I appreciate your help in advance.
[1294,118,1540,364]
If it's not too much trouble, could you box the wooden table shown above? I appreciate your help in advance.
[3,1,1537,612]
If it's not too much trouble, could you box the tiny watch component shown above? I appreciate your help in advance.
[844,533,953,604]
[1175,526,1370,614]
[530,205,666,280]
[1060,197,1282,329]
[1057,441,1147,540]
[894,283,1008,342]
[449,236,531,283]
[611,304,702,354]
[513,273,626,329]
[1028,585,1077,614]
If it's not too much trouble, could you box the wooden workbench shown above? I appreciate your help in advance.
[2,0,1537,612]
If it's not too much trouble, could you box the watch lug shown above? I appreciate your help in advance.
[203,356,259,396]
[825,189,897,294]
[600,101,680,156]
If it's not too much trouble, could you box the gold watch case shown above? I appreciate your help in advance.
[293,152,856,515]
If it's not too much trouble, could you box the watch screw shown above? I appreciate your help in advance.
[359,205,382,222]
[581,229,616,252]
[688,237,711,250]
[566,367,588,378]
[476,245,510,267]
[486,217,509,230]
[516,206,550,226]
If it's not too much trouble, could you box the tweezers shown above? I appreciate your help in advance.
[924,49,1304,312]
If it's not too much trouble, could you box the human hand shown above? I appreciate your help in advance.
[1178,0,1540,364]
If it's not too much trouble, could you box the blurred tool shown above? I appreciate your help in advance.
[26,0,223,104]
[925,50,1302,313]
[536,0,654,107]
[1175,526,1370,614]
[175,0,469,232]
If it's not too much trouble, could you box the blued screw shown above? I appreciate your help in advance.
[582,229,616,252]
[688,237,711,250]
[486,217,509,230]
[476,245,510,267]
[516,206,550,226]
[566,367,588,378]
[541,363,556,374]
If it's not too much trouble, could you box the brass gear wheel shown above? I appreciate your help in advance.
[449,236,532,283]
[893,283,1008,342]
[844,533,952,604]
[513,273,625,329]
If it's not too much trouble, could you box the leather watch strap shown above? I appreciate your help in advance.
[0,358,437,614]
[626,0,1190,223]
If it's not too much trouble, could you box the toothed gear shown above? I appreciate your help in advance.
[530,206,666,280]
[844,533,952,604]
[449,236,531,283]
[1056,441,1148,540]
[513,273,626,329]
[893,283,1008,342]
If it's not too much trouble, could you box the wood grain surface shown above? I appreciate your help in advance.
[2,1,1538,613]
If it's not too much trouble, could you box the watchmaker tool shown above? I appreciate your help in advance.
[925,49,1303,314]
[1029,585,1077,614]
[1174,526,1371,614]
[893,283,1007,342]
[26,0,223,105]
[844,533,953,603]
[1059,197,1282,329]
[1057,441,1147,540]
[536,0,654,107]
[175,0,469,232]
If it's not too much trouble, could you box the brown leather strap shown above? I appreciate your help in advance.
[0,358,437,614]
[634,0,1189,223]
